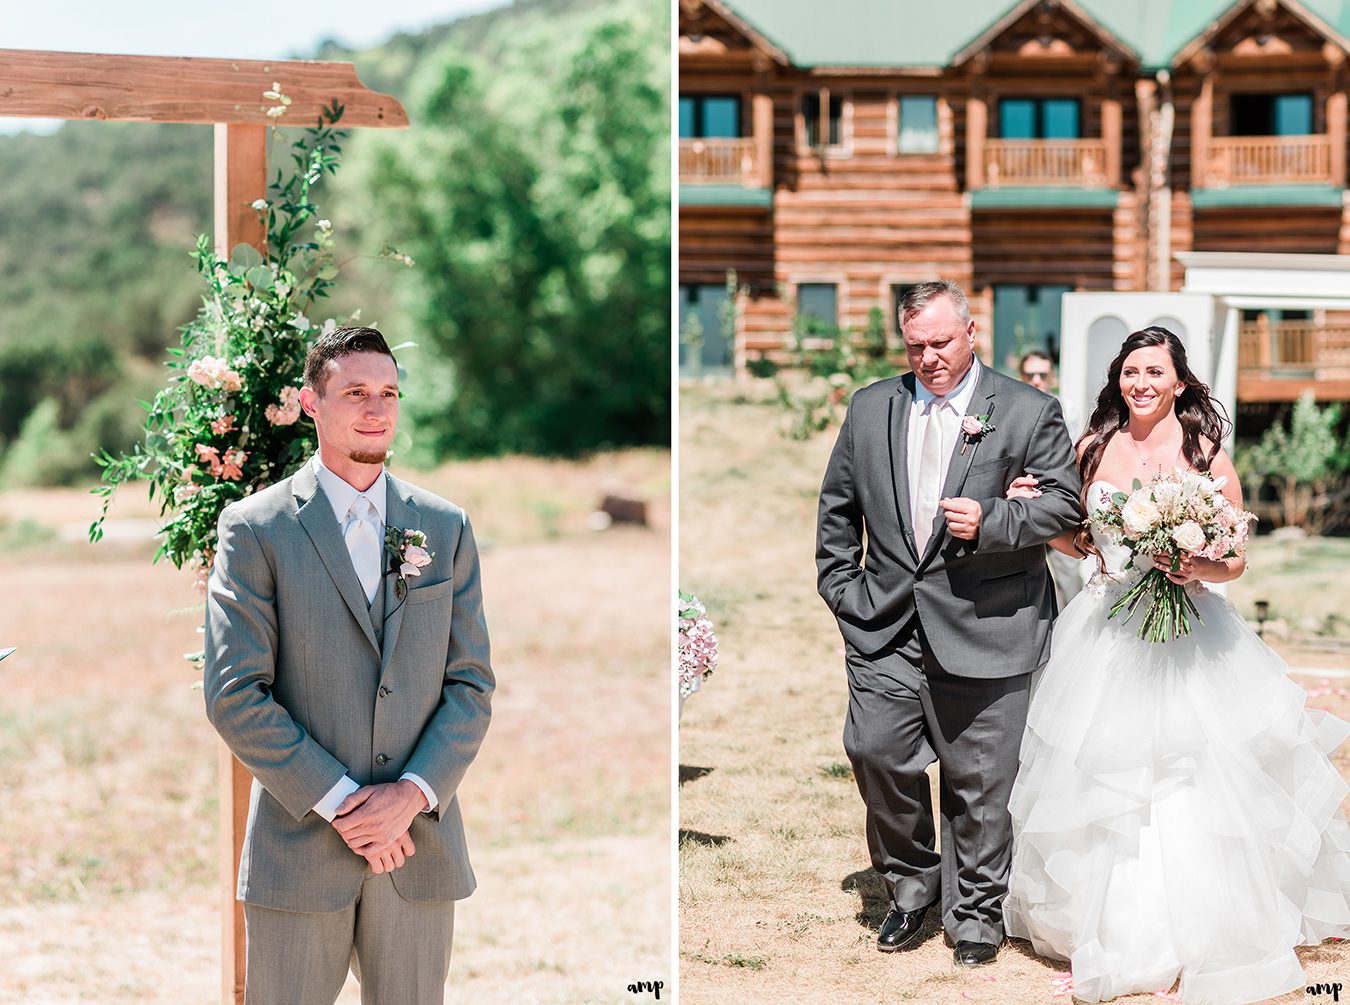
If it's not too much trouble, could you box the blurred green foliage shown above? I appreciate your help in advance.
[0,0,668,484]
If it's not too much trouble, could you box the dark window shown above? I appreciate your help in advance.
[898,96,939,153]
[999,98,1080,139]
[678,283,734,376]
[802,92,844,147]
[891,284,918,335]
[797,283,838,330]
[992,284,1070,374]
[1230,93,1313,136]
[679,95,742,139]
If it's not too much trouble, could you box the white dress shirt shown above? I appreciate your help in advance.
[310,455,438,820]
[907,357,982,524]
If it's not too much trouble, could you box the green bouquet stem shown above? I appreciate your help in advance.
[1108,566,1206,643]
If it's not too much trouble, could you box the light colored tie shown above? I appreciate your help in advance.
[344,496,382,605]
[913,398,945,552]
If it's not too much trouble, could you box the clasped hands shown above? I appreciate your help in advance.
[331,779,429,875]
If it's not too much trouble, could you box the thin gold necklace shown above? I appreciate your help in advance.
[1125,426,1180,467]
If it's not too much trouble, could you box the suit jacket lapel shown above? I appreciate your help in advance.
[294,463,380,655]
[890,374,920,561]
[379,474,421,678]
[920,365,999,564]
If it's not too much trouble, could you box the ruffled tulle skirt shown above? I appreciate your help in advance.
[1005,579,1350,1004]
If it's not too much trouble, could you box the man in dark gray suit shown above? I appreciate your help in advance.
[816,281,1079,966]
[205,327,493,1004]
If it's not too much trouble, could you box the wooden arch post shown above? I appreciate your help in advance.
[0,49,407,1004]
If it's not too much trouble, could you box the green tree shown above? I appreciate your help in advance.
[361,6,669,457]
[1244,391,1350,531]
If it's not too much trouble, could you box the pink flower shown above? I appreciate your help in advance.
[961,415,985,437]
[186,356,242,393]
[265,385,303,426]
[222,370,243,393]
[220,448,247,481]
[211,415,235,436]
[399,561,423,578]
[403,544,432,569]
[195,444,221,469]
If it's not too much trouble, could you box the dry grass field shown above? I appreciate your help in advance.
[0,448,671,1004]
[678,380,1350,1005]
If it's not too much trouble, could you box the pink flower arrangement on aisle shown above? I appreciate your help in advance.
[678,591,719,700]
[1093,468,1255,642]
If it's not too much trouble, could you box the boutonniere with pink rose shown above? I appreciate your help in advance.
[960,413,996,454]
[384,526,434,601]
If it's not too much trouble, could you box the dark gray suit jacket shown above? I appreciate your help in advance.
[204,462,494,912]
[816,366,1081,675]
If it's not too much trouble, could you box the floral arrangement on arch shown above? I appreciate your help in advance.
[90,90,410,590]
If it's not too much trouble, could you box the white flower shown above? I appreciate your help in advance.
[1121,494,1161,536]
[266,105,287,120]
[289,313,312,331]
[399,561,422,578]
[274,282,291,299]
[1172,521,1206,553]
[251,199,268,211]
[316,219,332,232]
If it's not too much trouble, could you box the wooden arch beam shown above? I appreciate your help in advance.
[0,48,407,127]
[0,46,407,1005]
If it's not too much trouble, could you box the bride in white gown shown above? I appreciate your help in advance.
[1002,327,1350,1004]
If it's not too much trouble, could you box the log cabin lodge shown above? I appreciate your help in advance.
[677,0,1350,412]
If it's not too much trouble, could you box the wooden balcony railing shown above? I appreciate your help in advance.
[1206,135,1333,187]
[984,138,1109,187]
[679,137,760,186]
[1238,320,1350,377]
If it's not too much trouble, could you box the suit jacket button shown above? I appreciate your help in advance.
[378,686,391,697]
[376,753,390,766]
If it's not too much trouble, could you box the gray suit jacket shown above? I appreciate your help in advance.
[816,366,1081,675]
[203,461,494,913]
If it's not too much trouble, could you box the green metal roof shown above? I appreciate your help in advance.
[970,186,1122,208]
[678,184,774,207]
[1190,184,1346,207]
[719,0,1350,71]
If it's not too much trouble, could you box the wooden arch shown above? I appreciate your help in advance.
[0,48,408,1005]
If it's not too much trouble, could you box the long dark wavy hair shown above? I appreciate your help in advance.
[1077,326,1232,512]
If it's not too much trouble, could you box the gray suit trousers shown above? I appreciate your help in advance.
[243,871,455,1005]
[842,622,1031,944]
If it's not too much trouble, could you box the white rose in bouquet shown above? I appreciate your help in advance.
[1121,494,1161,536]
[1171,521,1206,553]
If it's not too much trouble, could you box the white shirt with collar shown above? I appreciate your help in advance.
[907,356,982,519]
[308,455,438,821]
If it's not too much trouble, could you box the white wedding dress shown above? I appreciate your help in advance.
[1005,481,1350,1004]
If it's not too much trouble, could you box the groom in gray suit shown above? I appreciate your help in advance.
[816,281,1079,966]
[205,327,493,1004]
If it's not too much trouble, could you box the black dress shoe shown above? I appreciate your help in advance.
[876,901,936,953]
[953,940,999,966]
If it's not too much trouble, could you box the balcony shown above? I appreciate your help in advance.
[1205,135,1333,187]
[679,137,761,186]
[1238,318,1350,400]
[984,139,1109,188]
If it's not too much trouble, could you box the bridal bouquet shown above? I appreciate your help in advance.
[1094,469,1254,643]
[678,591,719,700]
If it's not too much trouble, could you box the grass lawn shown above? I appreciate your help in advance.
[678,379,1350,1005]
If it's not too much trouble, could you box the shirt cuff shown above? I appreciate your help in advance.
[400,772,437,814]
[312,774,360,822]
